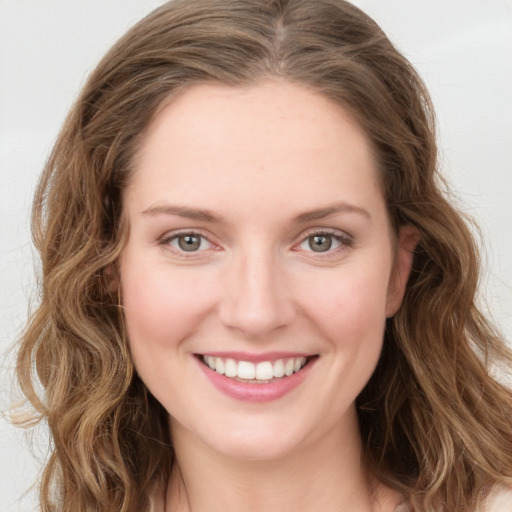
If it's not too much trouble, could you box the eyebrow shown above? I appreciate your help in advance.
[141,201,370,224]
[293,202,371,223]
[141,204,224,223]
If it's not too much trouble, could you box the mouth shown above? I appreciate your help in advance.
[197,354,317,384]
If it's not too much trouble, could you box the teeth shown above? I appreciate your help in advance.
[237,361,256,379]
[215,357,225,375]
[273,359,285,378]
[255,361,273,380]
[224,358,237,378]
[202,355,308,381]
[284,358,294,376]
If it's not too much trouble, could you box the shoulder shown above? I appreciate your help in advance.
[480,485,512,512]
[147,481,166,512]
[393,485,512,512]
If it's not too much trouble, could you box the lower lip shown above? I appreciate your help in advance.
[196,357,316,402]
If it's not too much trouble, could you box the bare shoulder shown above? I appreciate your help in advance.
[481,485,512,512]
[392,485,512,512]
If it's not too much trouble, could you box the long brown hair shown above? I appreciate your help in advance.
[15,1,512,511]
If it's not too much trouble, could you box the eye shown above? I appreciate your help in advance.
[296,230,352,255]
[305,234,337,252]
[162,232,212,253]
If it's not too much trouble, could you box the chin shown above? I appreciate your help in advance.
[198,418,305,462]
[217,436,298,462]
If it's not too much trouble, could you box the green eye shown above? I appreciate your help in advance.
[298,231,350,255]
[164,233,210,252]
[308,234,333,252]
[177,234,202,251]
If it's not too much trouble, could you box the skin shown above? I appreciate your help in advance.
[120,80,417,511]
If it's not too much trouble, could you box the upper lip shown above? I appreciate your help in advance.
[196,351,315,363]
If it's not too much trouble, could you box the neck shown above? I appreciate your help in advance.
[165,408,400,512]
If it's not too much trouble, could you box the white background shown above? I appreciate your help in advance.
[1,1,511,511]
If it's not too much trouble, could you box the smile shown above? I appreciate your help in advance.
[196,353,317,402]
[201,355,308,382]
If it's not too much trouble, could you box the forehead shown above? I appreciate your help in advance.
[126,80,383,217]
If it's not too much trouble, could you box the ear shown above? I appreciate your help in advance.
[385,225,419,318]
[103,263,119,294]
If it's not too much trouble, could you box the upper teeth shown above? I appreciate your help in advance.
[203,356,308,381]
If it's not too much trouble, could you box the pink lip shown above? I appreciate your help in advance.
[196,355,317,403]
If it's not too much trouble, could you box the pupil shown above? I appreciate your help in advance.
[309,235,332,252]
[178,235,201,251]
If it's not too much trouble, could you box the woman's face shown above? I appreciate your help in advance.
[120,81,415,460]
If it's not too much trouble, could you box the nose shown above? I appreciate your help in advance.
[218,246,295,339]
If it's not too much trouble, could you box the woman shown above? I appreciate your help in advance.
[14,1,512,511]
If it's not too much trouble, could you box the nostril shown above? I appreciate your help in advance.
[218,293,296,338]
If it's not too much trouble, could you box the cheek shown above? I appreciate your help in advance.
[299,265,391,342]
[121,260,214,361]
[309,267,391,398]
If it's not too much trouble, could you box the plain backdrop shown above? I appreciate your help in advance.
[1,1,511,511]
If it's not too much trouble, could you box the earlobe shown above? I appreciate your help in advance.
[385,225,419,317]
[103,264,119,294]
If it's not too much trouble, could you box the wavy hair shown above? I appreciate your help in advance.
[15,1,512,511]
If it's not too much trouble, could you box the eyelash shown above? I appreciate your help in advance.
[158,228,353,258]
[158,230,216,257]
[294,228,354,259]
